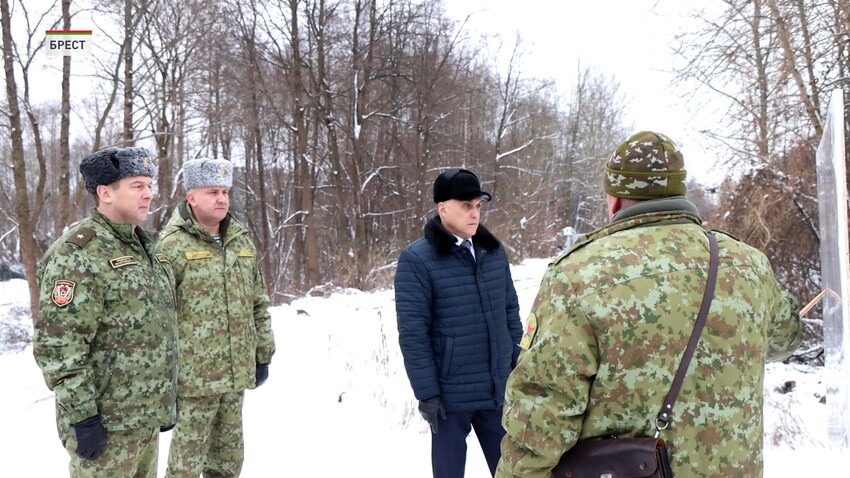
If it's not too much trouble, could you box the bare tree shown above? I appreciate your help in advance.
[305,0,352,281]
[0,0,48,318]
[346,0,381,288]
[563,65,628,234]
[122,0,137,145]
[288,0,320,287]
[226,0,275,284]
[485,34,559,259]
[670,0,847,361]
[135,0,214,228]
[0,0,639,308]
[56,0,73,231]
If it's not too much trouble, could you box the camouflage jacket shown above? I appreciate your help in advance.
[33,210,178,440]
[497,197,801,478]
[158,200,275,396]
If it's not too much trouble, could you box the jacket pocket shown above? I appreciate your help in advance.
[95,353,117,396]
[439,336,454,379]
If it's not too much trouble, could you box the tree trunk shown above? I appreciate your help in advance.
[750,0,771,162]
[314,0,352,283]
[290,0,320,287]
[348,0,374,288]
[123,0,134,145]
[765,0,822,136]
[1,0,39,320]
[244,29,272,285]
[58,0,73,233]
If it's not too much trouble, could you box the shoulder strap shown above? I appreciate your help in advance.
[655,231,719,434]
[65,227,97,248]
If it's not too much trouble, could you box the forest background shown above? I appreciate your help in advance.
[0,0,848,363]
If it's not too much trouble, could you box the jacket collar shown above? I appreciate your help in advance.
[166,199,241,244]
[90,209,152,246]
[612,196,702,222]
[423,215,501,256]
[566,197,704,257]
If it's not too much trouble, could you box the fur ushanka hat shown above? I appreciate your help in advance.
[183,158,233,190]
[79,147,155,194]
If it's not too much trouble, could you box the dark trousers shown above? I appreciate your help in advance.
[430,407,505,478]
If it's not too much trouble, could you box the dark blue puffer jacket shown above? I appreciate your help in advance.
[395,216,523,411]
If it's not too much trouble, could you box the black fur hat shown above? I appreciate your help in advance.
[79,147,155,193]
[433,168,491,203]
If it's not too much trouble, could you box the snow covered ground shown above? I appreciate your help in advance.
[0,258,846,476]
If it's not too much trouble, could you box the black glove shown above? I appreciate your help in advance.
[72,414,108,461]
[255,363,270,388]
[418,396,447,434]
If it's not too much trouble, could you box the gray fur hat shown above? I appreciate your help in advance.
[183,158,233,190]
[79,147,155,194]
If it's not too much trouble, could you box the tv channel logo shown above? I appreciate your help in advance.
[45,30,92,57]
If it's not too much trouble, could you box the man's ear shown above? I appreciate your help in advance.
[607,195,622,220]
[96,184,112,205]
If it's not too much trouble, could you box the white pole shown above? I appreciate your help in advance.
[815,88,850,450]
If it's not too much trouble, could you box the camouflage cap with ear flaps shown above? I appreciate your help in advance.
[603,131,687,199]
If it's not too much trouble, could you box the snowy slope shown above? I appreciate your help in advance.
[0,259,845,476]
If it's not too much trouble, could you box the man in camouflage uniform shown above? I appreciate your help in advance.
[160,158,276,478]
[497,131,802,478]
[33,147,178,478]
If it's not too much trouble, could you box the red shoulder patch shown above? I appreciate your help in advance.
[52,280,76,307]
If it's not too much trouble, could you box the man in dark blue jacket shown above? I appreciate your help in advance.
[395,168,523,478]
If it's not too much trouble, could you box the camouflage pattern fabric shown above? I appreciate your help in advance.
[165,391,245,478]
[157,200,275,397]
[33,210,178,442]
[497,198,801,478]
[603,131,687,199]
[64,427,158,478]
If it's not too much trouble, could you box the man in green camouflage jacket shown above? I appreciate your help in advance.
[33,147,179,478]
[159,158,276,478]
[497,131,801,478]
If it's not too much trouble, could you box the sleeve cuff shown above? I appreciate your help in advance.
[61,400,99,426]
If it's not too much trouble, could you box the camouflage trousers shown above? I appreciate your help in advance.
[165,391,245,478]
[64,427,158,478]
